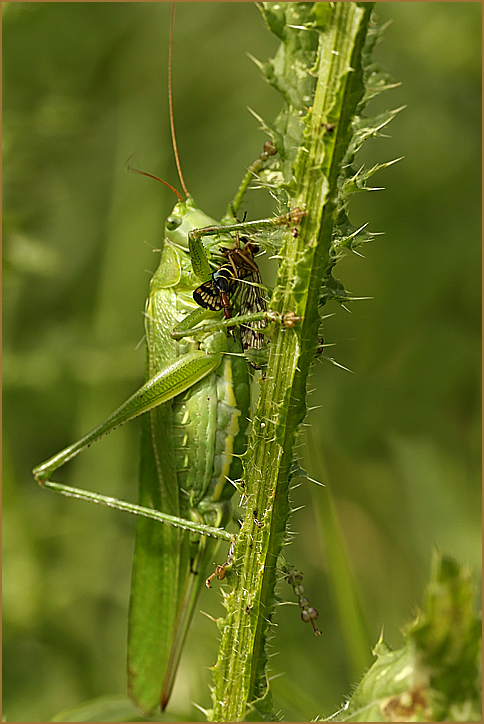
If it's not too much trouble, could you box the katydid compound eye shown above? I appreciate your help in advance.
[166,215,182,231]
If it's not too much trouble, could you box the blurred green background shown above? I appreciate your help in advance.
[3,2,481,722]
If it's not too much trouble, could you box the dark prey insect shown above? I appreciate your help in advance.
[193,234,267,351]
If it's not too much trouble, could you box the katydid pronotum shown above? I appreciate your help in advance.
[33,5,301,715]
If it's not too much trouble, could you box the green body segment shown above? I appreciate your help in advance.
[127,199,251,714]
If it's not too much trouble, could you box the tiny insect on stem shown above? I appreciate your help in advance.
[283,566,322,636]
[206,536,237,588]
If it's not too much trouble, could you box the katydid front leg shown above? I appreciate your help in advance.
[33,351,221,486]
[188,208,304,278]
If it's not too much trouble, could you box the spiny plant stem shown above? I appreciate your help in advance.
[211,3,375,721]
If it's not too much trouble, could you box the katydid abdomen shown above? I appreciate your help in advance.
[128,199,251,714]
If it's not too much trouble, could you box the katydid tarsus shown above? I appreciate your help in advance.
[33,4,301,715]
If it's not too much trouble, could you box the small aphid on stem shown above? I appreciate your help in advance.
[284,567,322,636]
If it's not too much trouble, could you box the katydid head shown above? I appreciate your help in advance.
[126,163,216,252]
[165,199,218,250]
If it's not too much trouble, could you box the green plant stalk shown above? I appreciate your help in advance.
[211,4,374,721]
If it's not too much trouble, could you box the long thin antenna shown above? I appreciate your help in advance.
[127,164,183,202]
[169,3,189,198]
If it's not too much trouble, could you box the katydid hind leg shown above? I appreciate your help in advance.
[33,350,221,486]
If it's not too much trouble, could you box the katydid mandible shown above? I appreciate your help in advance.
[32,5,298,715]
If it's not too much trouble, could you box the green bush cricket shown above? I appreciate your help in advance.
[32,5,299,715]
